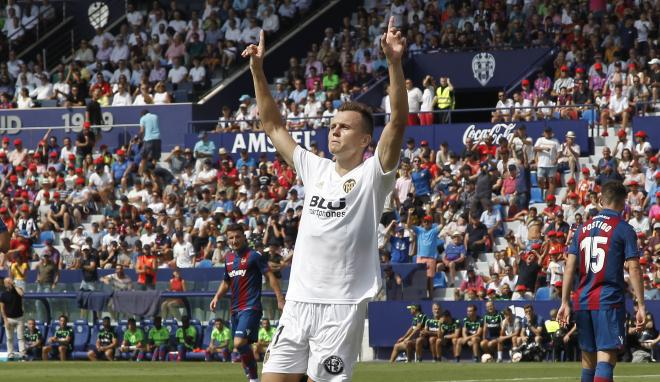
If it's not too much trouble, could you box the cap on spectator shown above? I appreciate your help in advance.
[560,65,568,72]
[68,153,76,160]
[422,215,433,222]
[637,232,646,239]
[83,121,91,129]
[634,131,647,138]
[33,152,41,158]
[2,136,8,143]
[568,191,579,199]
[49,151,58,158]
[565,131,576,138]
[82,244,90,250]
[214,207,226,214]
[13,138,22,146]
[554,281,562,288]
[420,140,429,146]
[20,204,29,212]
[452,231,462,237]
[531,243,542,250]
[651,157,658,164]
[15,165,24,172]
[9,175,17,182]
[0,151,5,158]
[0,207,6,213]
[52,192,60,199]
[546,194,555,201]
[640,257,648,265]
[94,157,104,165]
[219,147,227,155]
[648,58,660,65]
[20,191,28,199]
[26,179,35,186]
[581,167,590,175]
[28,163,37,171]
[594,62,602,70]
[406,304,421,311]
[575,67,585,74]
[654,222,660,230]
[43,191,50,198]
[75,168,83,174]
[521,79,529,85]
[239,94,251,102]
[75,177,85,185]
[628,181,639,187]
[487,288,496,295]
[567,177,576,185]
[56,176,65,184]
[616,129,626,138]
[116,149,125,156]
[548,230,556,237]
[184,148,192,154]
[515,285,527,292]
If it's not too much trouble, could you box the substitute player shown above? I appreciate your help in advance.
[209,224,284,382]
[558,181,646,382]
[241,15,407,382]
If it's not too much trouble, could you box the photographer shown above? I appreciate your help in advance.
[545,308,577,361]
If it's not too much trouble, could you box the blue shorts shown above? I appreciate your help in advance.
[575,308,625,352]
[231,309,261,343]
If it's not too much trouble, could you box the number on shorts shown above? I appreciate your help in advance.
[580,236,608,274]
[273,325,284,346]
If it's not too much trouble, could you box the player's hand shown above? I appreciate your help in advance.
[635,305,646,332]
[276,295,285,311]
[557,303,570,327]
[381,16,406,62]
[209,296,219,311]
[241,30,265,70]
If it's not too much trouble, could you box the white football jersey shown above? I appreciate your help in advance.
[287,145,396,304]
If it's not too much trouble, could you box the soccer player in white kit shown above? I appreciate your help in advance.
[241,17,408,382]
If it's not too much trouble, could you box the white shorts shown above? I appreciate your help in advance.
[262,300,368,382]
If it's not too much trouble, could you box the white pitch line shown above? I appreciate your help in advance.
[425,375,660,382]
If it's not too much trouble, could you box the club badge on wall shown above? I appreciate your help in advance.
[88,2,110,29]
[472,52,496,86]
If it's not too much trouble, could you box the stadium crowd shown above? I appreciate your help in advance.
[0,0,315,108]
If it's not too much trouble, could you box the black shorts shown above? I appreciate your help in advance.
[142,140,161,161]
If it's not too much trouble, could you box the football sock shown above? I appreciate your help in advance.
[594,362,614,382]
[581,368,595,382]
[237,344,258,379]
[497,351,503,360]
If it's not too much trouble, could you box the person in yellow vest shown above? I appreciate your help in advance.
[434,77,454,123]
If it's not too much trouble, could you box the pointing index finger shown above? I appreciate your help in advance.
[388,16,394,31]
[259,30,265,51]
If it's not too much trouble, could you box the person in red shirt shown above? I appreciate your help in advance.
[135,245,157,290]
[543,194,562,219]
[89,73,112,97]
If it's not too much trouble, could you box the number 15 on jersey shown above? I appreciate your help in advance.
[580,236,608,274]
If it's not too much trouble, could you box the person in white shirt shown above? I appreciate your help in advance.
[262,7,280,34]
[111,82,132,106]
[321,100,337,127]
[3,17,23,42]
[303,93,322,129]
[511,92,533,121]
[101,224,121,247]
[152,82,171,104]
[173,232,196,268]
[238,19,408,381]
[600,84,630,131]
[126,3,144,27]
[491,91,513,122]
[536,92,556,119]
[167,57,188,84]
[240,18,261,45]
[534,127,561,195]
[73,40,95,64]
[16,87,34,109]
[405,78,423,125]
[224,18,242,43]
[91,27,114,50]
[110,60,131,84]
[53,75,71,103]
[188,58,207,85]
[419,75,435,125]
[278,0,296,20]
[109,38,130,65]
[30,75,53,101]
[168,11,187,34]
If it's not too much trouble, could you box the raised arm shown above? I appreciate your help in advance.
[377,16,408,172]
[242,31,297,167]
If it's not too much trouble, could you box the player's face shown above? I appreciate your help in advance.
[328,111,370,159]
[432,304,441,317]
[227,230,247,251]
[467,307,476,318]
[486,302,495,313]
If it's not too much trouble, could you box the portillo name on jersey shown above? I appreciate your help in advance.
[308,195,347,218]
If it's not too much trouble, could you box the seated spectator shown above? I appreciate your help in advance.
[442,231,466,286]
[160,270,186,320]
[491,91,512,123]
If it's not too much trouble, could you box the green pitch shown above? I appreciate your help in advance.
[0,362,658,382]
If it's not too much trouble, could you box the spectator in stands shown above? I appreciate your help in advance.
[87,316,118,361]
[434,77,453,123]
[135,244,157,290]
[408,214,441,298]
[465,213,488,261]
[601,84,630,133]
[206,318,232,362]
[406,78,422,125]
[42,314,72,361]
[160,269,186,320]
[534,127,560,197]
[491,91,512,123]
[120,317,145,361]
[35,251,58,292]
[389,304,426,363]
[442,231,465,286]
[455,267,486,301]
[513,246,541,299]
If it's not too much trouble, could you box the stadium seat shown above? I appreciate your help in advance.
[32,230,56,250]
[163,319,178,344]
[40,99,59,108]
[530,187,544,203]
[530,171,538,188]
[433,271,447,289]
[534,287,553,301]
[71,320,91,360]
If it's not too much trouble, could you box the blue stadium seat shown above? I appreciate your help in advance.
[433,272,447,289]
[534,287,553,301]
[163,319,178,343]
[40,99,59,108]
[32,230,56,249]
[530,171,539,188]
[71,320,91,359]
[530,187,543,203]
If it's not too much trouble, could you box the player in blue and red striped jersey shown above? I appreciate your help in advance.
[558,181,646,382]
[210,224,284,382]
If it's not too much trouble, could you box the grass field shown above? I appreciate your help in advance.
[0,362,658,382]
